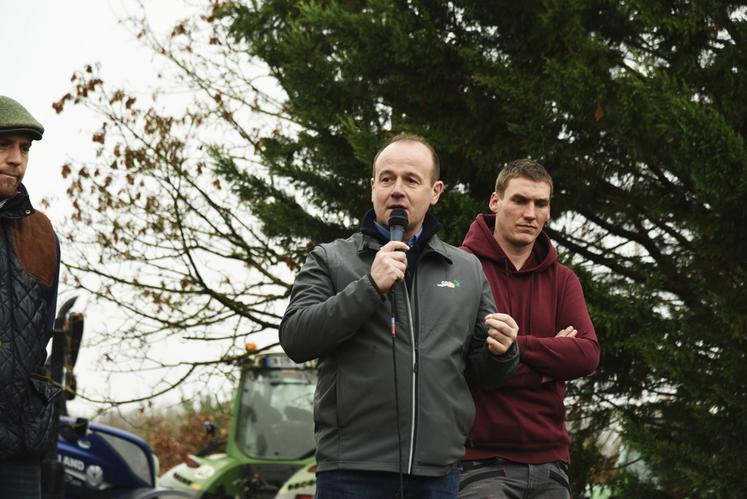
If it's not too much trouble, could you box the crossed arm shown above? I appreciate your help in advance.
[502,272,600,388]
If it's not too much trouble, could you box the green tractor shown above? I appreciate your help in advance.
[159,345,317,498]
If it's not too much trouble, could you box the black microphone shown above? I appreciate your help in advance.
[388,208,409,243]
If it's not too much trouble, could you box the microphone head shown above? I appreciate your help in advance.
[388,208,409,242]
[388,208,408,229]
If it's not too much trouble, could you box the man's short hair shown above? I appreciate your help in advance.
[495,159,553,196]
[372,133,440,184]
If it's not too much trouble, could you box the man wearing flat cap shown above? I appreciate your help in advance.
[0,96,61,498]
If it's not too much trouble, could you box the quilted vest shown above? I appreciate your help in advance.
[0,190,60,460]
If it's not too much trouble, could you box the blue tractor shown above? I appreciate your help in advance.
[44,297,196,498]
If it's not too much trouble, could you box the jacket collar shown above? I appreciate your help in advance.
[0,183,35,220]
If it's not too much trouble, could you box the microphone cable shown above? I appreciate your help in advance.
[387,207,409,499]
[389,286,405,499]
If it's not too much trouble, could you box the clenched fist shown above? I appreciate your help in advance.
[484,313,518,355]
[370,241,409,292]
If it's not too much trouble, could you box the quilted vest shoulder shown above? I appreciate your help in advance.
[8,210,58,288]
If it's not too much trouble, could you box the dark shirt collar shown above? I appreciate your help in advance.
[373,220,422,248]
[360,209,442,248]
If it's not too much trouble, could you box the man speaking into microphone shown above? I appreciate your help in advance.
[280,134,519,498]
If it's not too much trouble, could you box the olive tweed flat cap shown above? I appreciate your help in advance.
[0,95,44,140]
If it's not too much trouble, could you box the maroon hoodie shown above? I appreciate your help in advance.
[462,214,600,464]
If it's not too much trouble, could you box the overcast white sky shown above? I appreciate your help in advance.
[3,0,238,417]
[5,0,189,216]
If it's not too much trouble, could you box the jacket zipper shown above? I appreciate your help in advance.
[404,278,417,474]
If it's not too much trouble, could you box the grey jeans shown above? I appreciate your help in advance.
[459,458,570,499]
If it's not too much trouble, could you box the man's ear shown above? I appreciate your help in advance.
[488,192,501,213]
[430,180,445,205]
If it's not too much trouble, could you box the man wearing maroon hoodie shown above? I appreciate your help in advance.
[458,160,600,498]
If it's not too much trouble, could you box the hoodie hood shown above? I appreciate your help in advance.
[461,213,557,273]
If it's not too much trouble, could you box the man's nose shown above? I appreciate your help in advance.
[390,178,405,196]
[523,203,537,219]
[6,144,23,165]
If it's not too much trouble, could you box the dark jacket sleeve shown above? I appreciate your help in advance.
[517,269,600,380]
[465,265,519,389]
[279,244,382,362]
[500,362,544,388]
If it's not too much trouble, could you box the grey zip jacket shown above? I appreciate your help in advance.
[280,212,519,477]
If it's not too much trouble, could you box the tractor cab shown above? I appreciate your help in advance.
[159,347,317,498]
[233,353,316,462]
